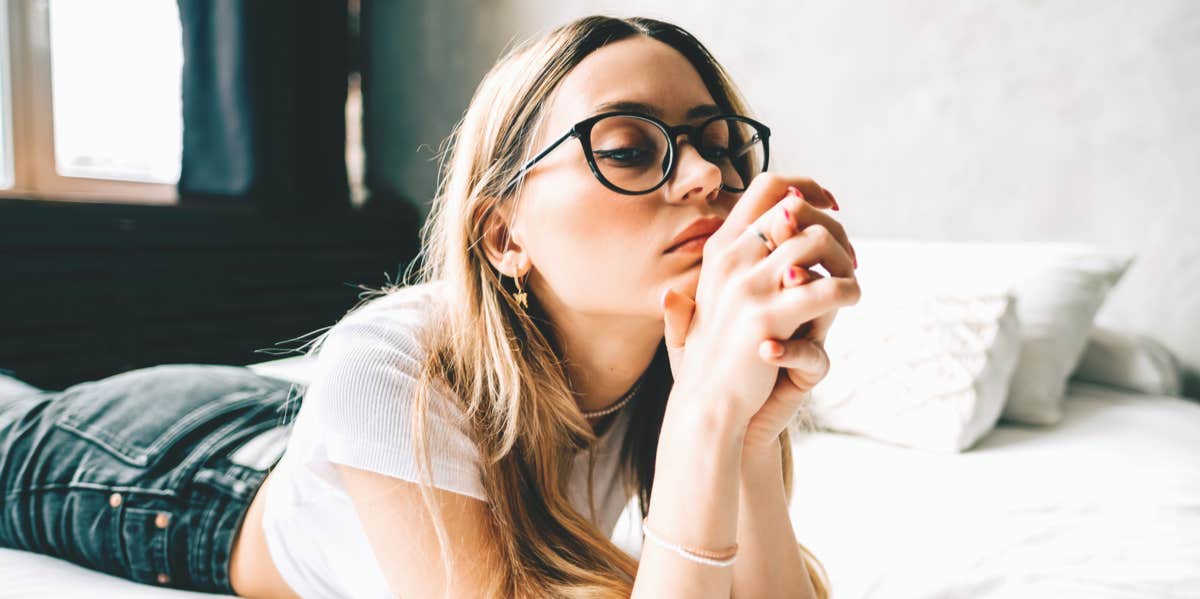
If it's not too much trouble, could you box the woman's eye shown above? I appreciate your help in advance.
[594,147,653,166]
[701,145,729,161]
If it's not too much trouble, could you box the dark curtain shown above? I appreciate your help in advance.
[176,0,351,221]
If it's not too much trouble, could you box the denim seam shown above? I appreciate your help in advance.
[4,483,176,502]
[205,495,239,592]
[190,489,221,584]
[213,503,238,591]
[175,417,274,496]
[175,436,235,493]
[55,390,268,468]
[188,495,208,583]
[165,408,269,491]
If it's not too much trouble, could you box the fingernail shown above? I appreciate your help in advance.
[786,185,804,200]
[787,265,800,283]
[764,340,785,358]
[829,192,840,211]
[853,254,859,269]
[781,206,793,232]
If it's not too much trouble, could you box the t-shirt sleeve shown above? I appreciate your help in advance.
[307,311,487,502]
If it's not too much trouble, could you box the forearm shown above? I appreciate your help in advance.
[731,439,816,599]
[631,388,746,599]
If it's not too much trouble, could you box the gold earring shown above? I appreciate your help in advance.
[512,271,528,309]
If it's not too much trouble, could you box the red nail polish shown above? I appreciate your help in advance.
[829,192,840,211]
[787,185,803,200]
[787,265,800,283]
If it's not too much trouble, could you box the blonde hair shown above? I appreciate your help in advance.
[308,14,830,598]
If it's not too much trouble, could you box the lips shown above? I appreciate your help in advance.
[666,233,713,253]
[665,216,725,254]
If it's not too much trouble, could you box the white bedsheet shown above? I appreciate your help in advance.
[786,381,1200,598]
[4,380,1197,598]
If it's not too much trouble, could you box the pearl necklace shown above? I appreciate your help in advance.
[580,377,644,420]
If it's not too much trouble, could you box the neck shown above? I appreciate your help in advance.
[534,289,662,415]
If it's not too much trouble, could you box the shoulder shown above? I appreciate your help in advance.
[309,281,467,422]
[337,281,446,335]
[305,283,486,501]
[317,281,448,363]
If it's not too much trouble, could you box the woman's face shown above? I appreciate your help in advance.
[501,35,738,322]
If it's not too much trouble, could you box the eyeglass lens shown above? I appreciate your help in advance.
[589,115,765,193]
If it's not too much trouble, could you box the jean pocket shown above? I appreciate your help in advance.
[50,364,290,471]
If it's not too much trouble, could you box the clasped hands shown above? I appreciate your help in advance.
[660,176,860,455]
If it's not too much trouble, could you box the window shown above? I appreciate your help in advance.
[0,3,12,190]
[0,0,183,204]
[48,0,182,184]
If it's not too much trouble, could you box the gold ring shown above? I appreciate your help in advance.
[751,225,776,252]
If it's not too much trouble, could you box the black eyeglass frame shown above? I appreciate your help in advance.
[499,110,772,196]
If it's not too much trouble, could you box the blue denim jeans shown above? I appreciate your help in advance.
[0,364,303,594]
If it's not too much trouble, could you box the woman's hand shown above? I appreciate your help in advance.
[661,176,859,450]
[743,265,837,453]
[659,174,860,432]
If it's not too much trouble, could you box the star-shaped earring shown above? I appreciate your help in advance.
[513,272,528,308]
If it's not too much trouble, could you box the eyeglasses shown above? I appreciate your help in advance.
[500,110,771,196]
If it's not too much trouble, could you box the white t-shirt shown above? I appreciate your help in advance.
[260,281,636,598]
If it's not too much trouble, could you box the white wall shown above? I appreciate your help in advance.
[368,1,1200,396]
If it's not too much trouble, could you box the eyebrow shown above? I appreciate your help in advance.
[591,100,722,121]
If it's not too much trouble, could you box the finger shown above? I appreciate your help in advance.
[781,269,836,343]
[724,185,855,275]
[783,178,837,211]
[723,186,809,272]
[661,286,695,347]
[821,185,841,212]
[714,173,834,251]
[779,267,838,345]
[782,194,857,269]
[751,224,855,295]
[757,337,830,378]
[763,187,803,251]
[804,310,838,346]
[767,276,862,338]
[780,264,822,290]
[661,287,695,379]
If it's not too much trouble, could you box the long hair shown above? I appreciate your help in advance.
[312,15,831,598]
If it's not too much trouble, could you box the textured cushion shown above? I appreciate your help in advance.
[838,239,1133,426]
[809,290,1021,452]
[1070,325,1183,396]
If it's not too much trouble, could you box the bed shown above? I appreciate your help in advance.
[4,237,1199,598]
[780,381,1200,598]
[5,346,1199,598]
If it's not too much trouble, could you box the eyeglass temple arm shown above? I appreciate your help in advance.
[500,130,578,194]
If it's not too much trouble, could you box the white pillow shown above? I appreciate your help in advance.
[808,290,1021,453]
[1069,325,1182,396]
[0,373,40,399]
[838,239,1134,426]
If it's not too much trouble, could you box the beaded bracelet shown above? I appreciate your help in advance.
[641,517,739,567]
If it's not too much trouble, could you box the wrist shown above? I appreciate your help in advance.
[662,384,747,446]
[741,436,782,471]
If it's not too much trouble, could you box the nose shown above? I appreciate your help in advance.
[666,133,723,202]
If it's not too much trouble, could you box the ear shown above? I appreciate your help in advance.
[480,201,530,278]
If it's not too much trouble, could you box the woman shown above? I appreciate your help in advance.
[0,14,858,599]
